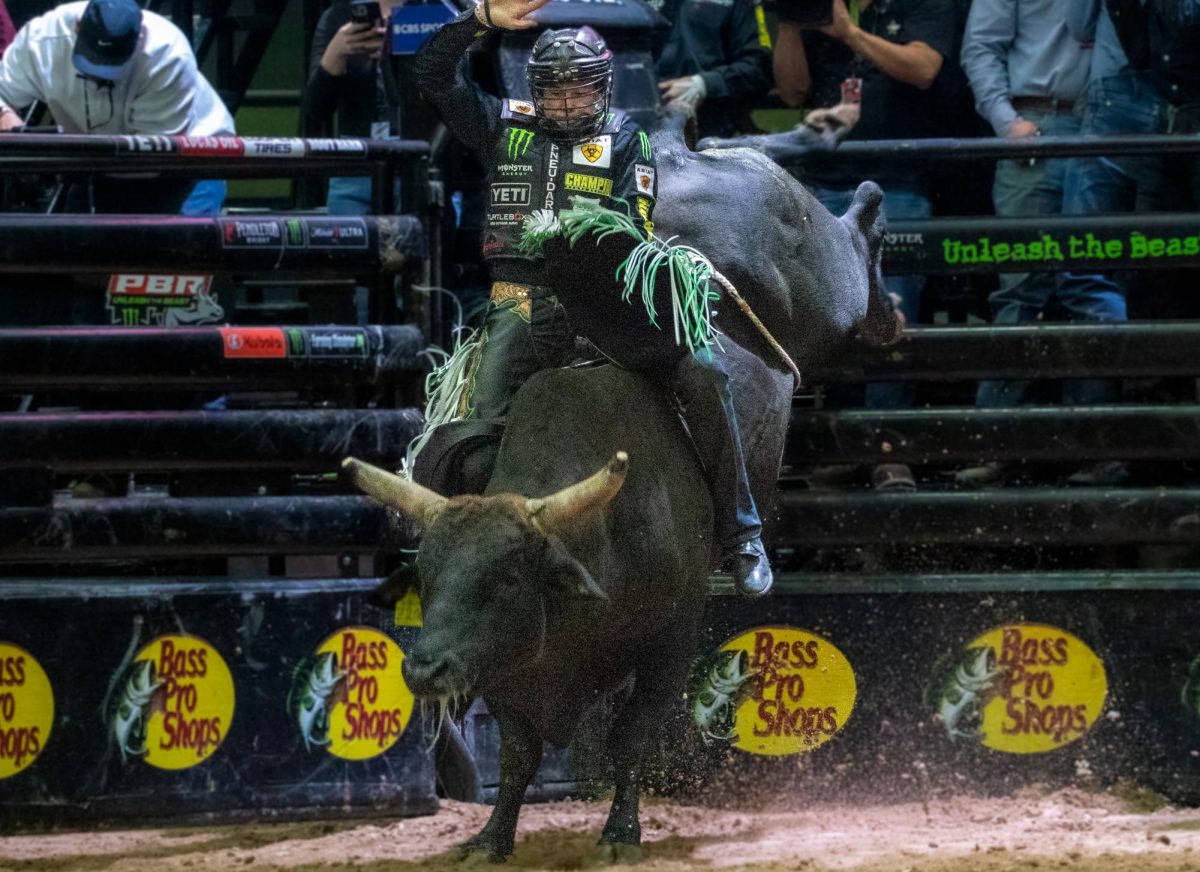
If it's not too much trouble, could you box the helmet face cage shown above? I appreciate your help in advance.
[527,28,613,140]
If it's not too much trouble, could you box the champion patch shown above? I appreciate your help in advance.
[573,135,611,169]
[635,164,656,197]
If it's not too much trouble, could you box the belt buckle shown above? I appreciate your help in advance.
[491,281,532,321]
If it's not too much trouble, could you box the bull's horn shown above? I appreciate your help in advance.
[526,452,628,535]
[342,457,447,526]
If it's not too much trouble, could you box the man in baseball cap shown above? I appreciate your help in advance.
[72,0,142,81]
[0,0,234,214]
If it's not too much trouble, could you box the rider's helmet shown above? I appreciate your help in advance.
[527,26,613,140]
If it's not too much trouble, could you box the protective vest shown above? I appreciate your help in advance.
[484,99,656,285]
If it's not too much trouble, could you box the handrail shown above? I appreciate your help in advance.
[769,132,1200,165]
[0,134,429,176]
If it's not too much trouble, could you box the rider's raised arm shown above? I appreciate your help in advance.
[413,0,549,163]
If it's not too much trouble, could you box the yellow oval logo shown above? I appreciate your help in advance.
[929,623,1107,754]
[0,643,54,779]
[110,635,235,770]
[692,626,857,756]
[296,627,414,761]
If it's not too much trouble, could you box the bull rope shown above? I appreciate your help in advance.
[521,199,803,390]
[708,269,803,391]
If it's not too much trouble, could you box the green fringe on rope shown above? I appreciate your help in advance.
[519,198,721,353]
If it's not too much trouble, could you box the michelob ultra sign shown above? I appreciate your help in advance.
[691,626,857,756]
[929,623,1108,754]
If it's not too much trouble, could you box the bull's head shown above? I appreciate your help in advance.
[341,453,628,698]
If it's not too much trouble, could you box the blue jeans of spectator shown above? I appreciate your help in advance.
[181,180,227,217]
[327,176,403,215]
[811,181,930,409]
[1056,72,1176,404]
[976,108,1109,406]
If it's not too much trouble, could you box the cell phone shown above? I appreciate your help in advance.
[769,0,834,28]
[349,0,383,26]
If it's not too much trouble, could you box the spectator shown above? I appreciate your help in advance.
[772,17,809,106]
[1049,0,1200,484]
[304,0,402,215]
[787,0,953,491]
[0,0,16,58]
[654,0,774,138]
[955,0,1092,485]
[0,0,232,214]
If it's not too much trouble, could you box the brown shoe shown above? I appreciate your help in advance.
[871,463,915,492]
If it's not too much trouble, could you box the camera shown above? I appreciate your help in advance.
[764,0,834,28]
[349,0,383,26]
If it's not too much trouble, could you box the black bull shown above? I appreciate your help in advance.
[342,120,900,862]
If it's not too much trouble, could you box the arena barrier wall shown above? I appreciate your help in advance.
[6,132,1200,826]
[0,577,437,829]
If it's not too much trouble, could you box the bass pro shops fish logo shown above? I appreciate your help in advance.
[690,626,857,756]
[929,624,1108,753]
[925,646,1001,742]
[294,628,415,760]
[289,651,348,751]
[111,660,166,762]
[107,635,235,770]
[692,649,753,743]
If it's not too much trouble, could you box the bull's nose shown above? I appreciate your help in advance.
[402,652,452,695]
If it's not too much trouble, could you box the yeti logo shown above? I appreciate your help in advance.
[491,184,531,206]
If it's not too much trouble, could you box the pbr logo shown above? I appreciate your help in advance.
[927,623,1107,753]
[0,643,54,780]
[105,274,223,327]
[107,634,235,770]
[290,628,414,759]
[573,136,611,169]
[690,626,857,755]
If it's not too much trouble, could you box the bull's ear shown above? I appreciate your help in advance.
[368,561,418,610]
[541,535,608,601]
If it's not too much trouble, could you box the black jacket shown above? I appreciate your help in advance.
[414,10,656,287]
[303,1,399,138]
[1108,0,1200,104]
[655,0,773,137]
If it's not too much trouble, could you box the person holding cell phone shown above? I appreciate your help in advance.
[304,0,402,214]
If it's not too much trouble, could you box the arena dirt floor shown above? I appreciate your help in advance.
[4,787,1200,872]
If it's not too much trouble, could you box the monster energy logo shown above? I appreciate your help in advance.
[507,128,535,159]
[638,131,652,161]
